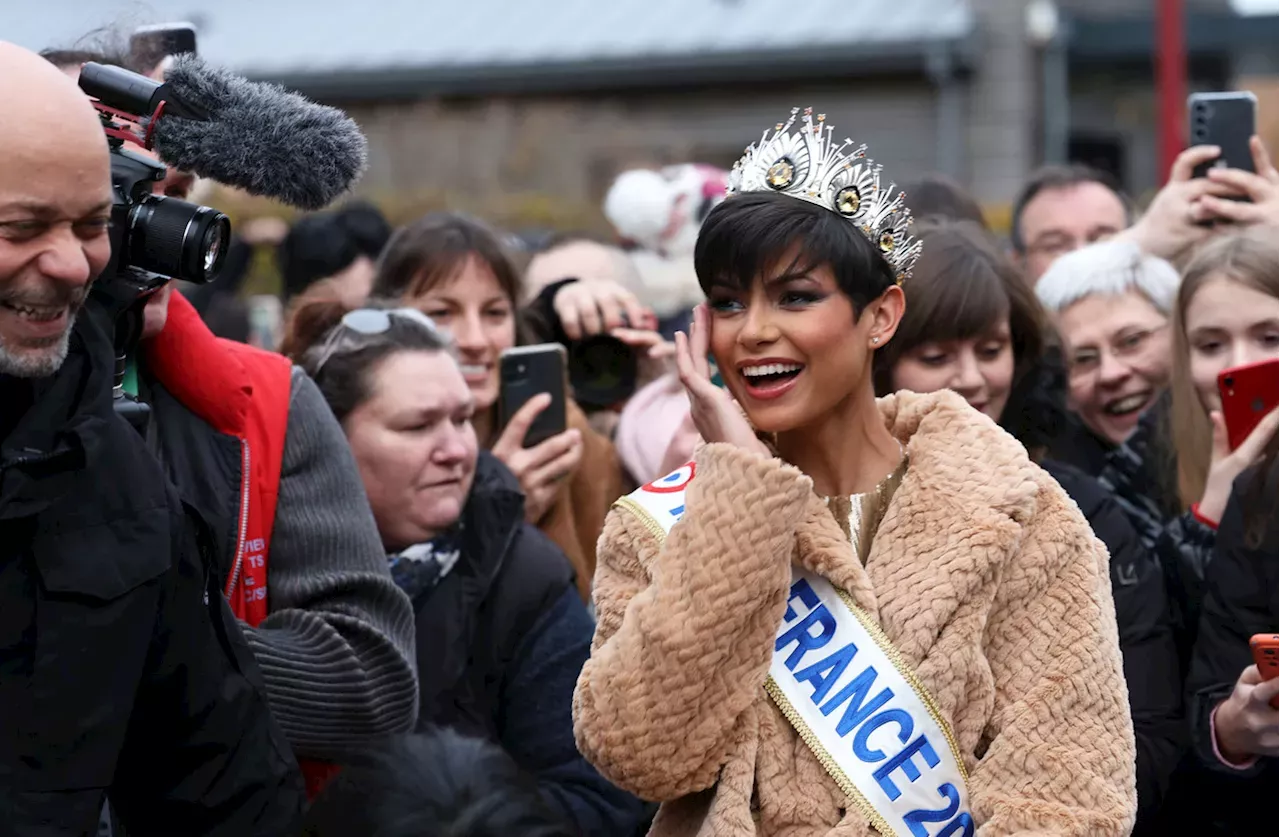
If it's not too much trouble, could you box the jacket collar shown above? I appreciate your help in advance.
[0,305,117,517]
[790,390,1040,631]
[457,451,525,589]
[144,290,250,436]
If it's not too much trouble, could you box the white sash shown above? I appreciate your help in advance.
[618,463,972,837]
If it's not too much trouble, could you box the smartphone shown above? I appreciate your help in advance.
[130,22,198,73]
[1188,92,1257,181]
[1218,358,1278,451]
[499,344,568,448]
[1250,634,1279,708]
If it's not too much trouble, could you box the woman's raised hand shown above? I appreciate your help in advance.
[1198,407,1279,525]
[673,304,770,458]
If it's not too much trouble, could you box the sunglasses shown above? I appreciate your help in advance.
[312,307,444,376]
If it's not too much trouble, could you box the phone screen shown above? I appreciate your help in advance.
[130,23,197,73]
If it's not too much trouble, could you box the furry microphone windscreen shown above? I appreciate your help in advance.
[151,55,368,210]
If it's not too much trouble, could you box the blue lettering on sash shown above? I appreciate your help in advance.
[853,708,914,761]
[776,580,837,669]
[793,642,858,704]
[873,734,942,801]
[905,783,972,836]
[820,666,894,736]
[771,575,968,828]
[670,504,685,519]
[782,578,819,622]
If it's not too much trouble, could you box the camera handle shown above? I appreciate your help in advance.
[111,296,152,437]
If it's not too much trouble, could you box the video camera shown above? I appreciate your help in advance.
[78,62,231,433]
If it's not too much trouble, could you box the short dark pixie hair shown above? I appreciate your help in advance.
[694,191,897,315]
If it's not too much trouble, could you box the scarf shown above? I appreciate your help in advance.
[387,530,462,601]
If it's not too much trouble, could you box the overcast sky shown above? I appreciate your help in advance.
[1232,0,1279,13]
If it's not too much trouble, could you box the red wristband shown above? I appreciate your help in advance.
[1191,503,1220,530]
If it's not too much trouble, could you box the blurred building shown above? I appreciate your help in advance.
[15,0,1278,232]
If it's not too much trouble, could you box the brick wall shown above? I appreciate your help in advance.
[333,79,940,231]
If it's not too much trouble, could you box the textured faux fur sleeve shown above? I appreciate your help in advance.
[573,443,813,801]
[970,470,1138,836]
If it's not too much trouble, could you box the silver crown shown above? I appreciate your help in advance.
[726,107,921,284]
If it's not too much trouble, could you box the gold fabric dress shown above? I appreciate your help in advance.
[821,454,909,562]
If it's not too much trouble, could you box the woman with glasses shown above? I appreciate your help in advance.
[1035,240,1179,457]
[1036,238,1259,654]
[573,109,1135,836]
[283,300,651,837]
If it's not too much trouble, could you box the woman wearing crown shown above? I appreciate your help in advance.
[572,109,1136,837]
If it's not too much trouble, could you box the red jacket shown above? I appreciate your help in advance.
[148,292,338,796]
[148,292,290,626]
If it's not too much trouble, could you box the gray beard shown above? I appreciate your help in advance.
[0,313,76,378]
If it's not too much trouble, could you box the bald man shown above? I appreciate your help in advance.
[0,42,303,835]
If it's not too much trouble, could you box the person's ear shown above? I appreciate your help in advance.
[865,284,905,349]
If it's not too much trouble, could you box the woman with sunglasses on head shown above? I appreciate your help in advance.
[282,300,651,836]
[572,109,1136,836]
[368,215,626,603]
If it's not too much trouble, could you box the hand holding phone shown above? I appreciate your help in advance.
[493,345,581,522]
[1251,634,1279,708]
[1188,92,1257,181]
[499,344,568,448]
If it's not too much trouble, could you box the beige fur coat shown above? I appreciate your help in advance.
[573,391,1137,836]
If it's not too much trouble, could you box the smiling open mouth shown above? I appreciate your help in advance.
[1,301,67,323]
[1103,392,1151,417]
[740,362,805,399]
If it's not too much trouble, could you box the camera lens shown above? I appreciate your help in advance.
[125,195,231,283]
[569,334,638,409]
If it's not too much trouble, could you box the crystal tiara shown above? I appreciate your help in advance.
[725,107,922,283]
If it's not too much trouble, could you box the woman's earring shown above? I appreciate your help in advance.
[871,336,881,345]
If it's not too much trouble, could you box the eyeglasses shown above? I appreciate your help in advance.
[1068,324,1168,381]
[311,307,444,376]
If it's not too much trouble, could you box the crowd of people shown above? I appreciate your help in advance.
[1,29,1277,837]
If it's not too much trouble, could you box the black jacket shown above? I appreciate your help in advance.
[1182,463,1278,836]
[0,307,304,836]
[409,451,650,836]
[1042,461,1186,833]
[1051,400,1216,658]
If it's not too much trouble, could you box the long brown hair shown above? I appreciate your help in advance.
[872,219,1047,434]
[372,212,523,306]
[1170,231,1279,507]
